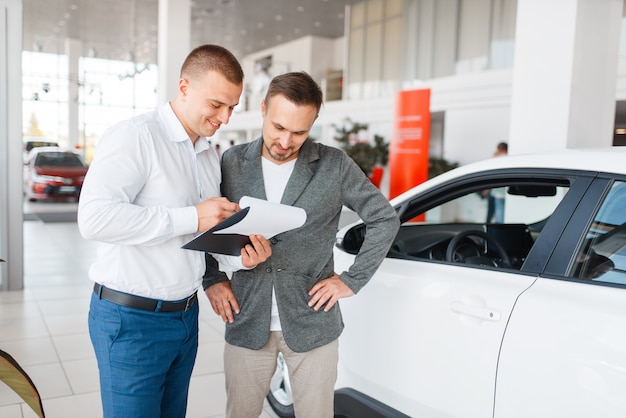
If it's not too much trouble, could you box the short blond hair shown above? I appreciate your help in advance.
[180,44,244,85]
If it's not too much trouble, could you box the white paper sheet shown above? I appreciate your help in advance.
[212,196,307,238]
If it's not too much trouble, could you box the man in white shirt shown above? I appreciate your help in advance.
[78,44,271,418]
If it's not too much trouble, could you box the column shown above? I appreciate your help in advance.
[0,0,24,290]
[509,0,623,154]
[66,38,81,149]
[157,0,191,105]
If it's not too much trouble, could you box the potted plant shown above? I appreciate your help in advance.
[332,118,388,187]
[428,157,459,179]
[333,118,458,187]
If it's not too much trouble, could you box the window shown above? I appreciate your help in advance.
[572,181,626,283]
[388,179,569,270]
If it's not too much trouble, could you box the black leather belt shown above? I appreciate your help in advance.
[93,283,197,312]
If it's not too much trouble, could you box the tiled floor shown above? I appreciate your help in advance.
[0,200,279,418]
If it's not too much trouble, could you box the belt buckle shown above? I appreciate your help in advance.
[184,293,195,311]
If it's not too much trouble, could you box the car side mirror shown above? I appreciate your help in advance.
[336,224,366,255]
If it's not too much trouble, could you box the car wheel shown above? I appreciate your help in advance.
[267,352,295,418]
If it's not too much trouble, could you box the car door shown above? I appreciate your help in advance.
[495,176,626,417]
[337,256,535,417]
[335,170,587,418]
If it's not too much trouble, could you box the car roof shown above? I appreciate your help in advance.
[470,147,626,173]
[390,146,626,204]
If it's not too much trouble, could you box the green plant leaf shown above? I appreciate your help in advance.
[0,350,45,417]
[332,118,389,176]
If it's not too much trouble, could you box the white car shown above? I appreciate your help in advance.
[268,147,626,418]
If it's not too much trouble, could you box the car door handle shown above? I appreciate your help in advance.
[450,301,501,322]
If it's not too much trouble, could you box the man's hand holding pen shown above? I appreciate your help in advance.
[196,196,240,232]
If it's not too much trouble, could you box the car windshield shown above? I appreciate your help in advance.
[35,152,86,167]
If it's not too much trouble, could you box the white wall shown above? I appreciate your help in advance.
[444,106,512,165]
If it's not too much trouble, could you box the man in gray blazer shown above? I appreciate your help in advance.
[203,71,399,418]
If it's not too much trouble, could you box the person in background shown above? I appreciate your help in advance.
[202,71,400,418]
[484,141,508,223]
[77,44,271,418]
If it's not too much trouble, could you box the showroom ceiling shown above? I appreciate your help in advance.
[22,0,361,63]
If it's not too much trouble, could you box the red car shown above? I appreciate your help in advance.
[24,147,89,201]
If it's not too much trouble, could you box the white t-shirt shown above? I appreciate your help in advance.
[261,156,297,331]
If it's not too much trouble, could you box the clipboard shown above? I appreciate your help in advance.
[182,196,307,255]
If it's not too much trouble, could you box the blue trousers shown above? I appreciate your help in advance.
[89,291,199,418]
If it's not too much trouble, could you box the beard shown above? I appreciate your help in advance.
[263,141,297,163]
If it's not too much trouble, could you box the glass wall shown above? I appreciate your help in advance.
[347,0,404,100]
[346,0,518,100]
[22,51,158,162]
[22,52,69,142]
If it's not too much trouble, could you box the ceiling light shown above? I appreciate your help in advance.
[275,15,283,21]
[314,21,321,27]
[297,6,304,12]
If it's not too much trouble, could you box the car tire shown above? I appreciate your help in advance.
[267,353,295,418]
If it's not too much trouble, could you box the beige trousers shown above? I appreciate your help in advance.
[224,331,338,418]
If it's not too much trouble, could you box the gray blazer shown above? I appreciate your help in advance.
[204,137,399,352]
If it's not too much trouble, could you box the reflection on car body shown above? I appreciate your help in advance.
[267,147,626,418]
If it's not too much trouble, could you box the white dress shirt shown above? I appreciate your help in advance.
[78,103,221,300]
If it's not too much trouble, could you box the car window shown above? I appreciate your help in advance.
[571,181,626,283]
[387,180,570,270]
[35,152,86,167]
[424,186,567,226]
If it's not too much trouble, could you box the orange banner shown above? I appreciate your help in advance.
[389,89,431,200]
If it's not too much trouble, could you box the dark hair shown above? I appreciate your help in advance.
[264,71,323,113]
[497,142,508,152]
[180,44,244,85]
